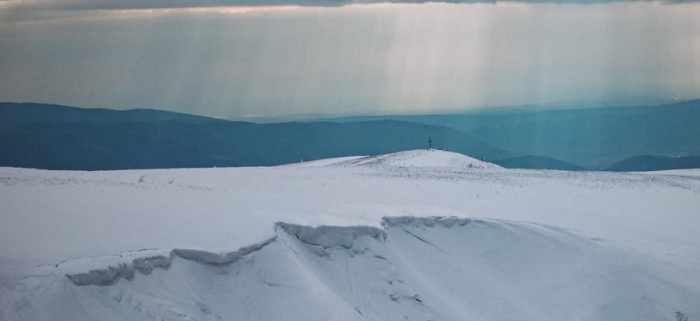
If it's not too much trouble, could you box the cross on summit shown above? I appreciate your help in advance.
[428,137,433,149]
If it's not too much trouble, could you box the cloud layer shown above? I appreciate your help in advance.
[1,2,699,118]
[0,0,696,13]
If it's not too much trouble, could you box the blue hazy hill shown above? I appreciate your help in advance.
[333,100,700,170]
[3,102,699,171]
[607,155,700,172]
[492,156,585,171]
[0,102,220,125]
[0,103,513,170]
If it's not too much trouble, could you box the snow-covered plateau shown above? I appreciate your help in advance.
[1,149,699,321]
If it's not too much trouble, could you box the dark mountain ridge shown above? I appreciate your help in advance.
[493,156,585,171]
[607,155,700,172]
[3,102,698,172]
[330,100,700,170]
[0,103,513,170]
[0,102,219,126]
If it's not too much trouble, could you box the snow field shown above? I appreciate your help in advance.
[1,150,699,320]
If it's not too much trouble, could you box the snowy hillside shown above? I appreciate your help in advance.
[1,150,699,321]
[293,149,500,169]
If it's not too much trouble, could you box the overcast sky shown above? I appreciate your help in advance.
[1,0,699,118]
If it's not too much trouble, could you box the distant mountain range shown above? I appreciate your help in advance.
[0,103,513,170]
[1,101,699,171]
[607,155,700,172]
[492,156,585,171]
[332,99,700,170]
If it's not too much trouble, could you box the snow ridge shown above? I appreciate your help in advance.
[65,238,278,286]
[62,217,462,286]
[275,222,385,249]
[382,216,472,228]
[2,216,697,321]
[65,251,174,286]
[172,237,277,265]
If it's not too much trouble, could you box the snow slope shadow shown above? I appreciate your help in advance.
[2,217,698,321]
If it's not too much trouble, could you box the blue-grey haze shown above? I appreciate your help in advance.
[1,101,699,171]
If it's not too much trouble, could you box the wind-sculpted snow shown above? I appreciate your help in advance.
[2,217,698,321]
[172,237,276,265]
[63,239,278,286]
[275,222,385,249]
[67,222,383,286]
[65,260,167,286]
[382,215,472,228]
[61,249,174,286]
[1,155,700,320]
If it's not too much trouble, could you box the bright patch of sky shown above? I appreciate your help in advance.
[1,1,699,118]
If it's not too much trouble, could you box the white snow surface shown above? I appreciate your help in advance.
[340,149,500,168]
[1,149,699,321]
[289,149,499,169]
[287,155,368,167]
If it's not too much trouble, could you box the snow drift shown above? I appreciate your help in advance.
[1,217,697,321]
[1,150,699,320]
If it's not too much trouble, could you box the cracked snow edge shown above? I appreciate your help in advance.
[64,216,473,286]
